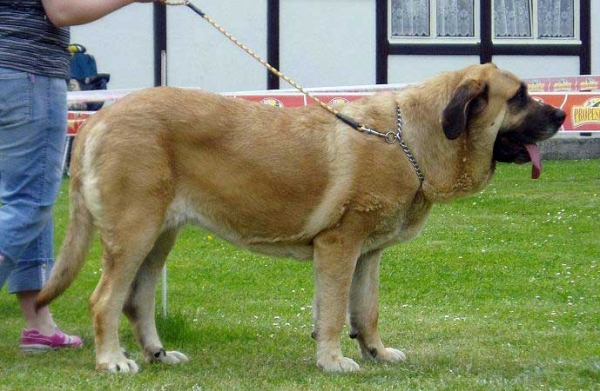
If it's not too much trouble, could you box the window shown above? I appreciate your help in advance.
[389,0,478,42]
[378,0,590,82]
[388,0,579,44]
[493,0,578,42]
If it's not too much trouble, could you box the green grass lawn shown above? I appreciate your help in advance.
[1,160,599,390]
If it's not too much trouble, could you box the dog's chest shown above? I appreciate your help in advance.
[363,199,432,252]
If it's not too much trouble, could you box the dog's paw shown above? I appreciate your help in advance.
[97,357,139,374]
[375,347,406,363]
[146,348,189,365]
[162,350,189,365]
[362,346,407,363]
[317,355,361,372]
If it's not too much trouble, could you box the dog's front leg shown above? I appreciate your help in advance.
[312,230,362,372]
[349,249,406,364]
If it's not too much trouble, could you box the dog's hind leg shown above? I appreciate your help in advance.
[122,228,189,366]
[89,218,165,373]
[348,249,406,364]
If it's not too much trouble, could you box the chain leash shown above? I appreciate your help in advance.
[356,106,424,183]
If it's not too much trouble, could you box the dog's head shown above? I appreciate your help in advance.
[441,64,565,178]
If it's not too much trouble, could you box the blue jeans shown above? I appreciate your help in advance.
[0,67,67,293]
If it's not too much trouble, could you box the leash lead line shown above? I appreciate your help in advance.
[162,0,424,184]
[182,1,341,120]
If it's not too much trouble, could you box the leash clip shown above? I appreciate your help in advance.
[358,125,392,141]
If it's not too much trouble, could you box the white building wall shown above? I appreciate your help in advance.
[70,3,154,90]
[166,0,267,92]
[388,56,480,83]
[71,1,598,91]
[71,1,268,92]
[279,0,376,88]
[493,56,580,79]
[388,54,582,84]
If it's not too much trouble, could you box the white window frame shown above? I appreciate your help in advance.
[492,0,581,44]
[388,0,481,44]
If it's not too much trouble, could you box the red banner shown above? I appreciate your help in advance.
[529,93,600,132]
[232,94,304,108]
[525,76,600,93]
[67,111,95,135]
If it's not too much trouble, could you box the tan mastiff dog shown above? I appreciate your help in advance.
[37,64,565,373]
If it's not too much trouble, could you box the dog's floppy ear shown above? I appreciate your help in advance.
[442,79,488,140]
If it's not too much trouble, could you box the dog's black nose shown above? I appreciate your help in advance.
[554,109,567,126]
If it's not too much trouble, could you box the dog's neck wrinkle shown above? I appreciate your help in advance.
[420,133,494,202]
[397,88,492,203]
[421,134,495,202]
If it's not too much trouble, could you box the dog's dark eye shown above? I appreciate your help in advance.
[510,84,527,106]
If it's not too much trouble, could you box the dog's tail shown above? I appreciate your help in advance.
[36,166,95,311]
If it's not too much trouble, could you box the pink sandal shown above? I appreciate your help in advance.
[20,327,83,352]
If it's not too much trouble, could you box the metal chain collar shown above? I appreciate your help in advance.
[357,106,425,184]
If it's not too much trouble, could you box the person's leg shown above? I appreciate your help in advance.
[0,68,64,263]
[17,290,55,335]
[0,68,81,349]
[0,68,35,289]
[7,210,58,336]
[17,283,83,351]
[1,224,62,339]
[16,286,82,351]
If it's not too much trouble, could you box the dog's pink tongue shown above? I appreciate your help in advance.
[525,143,541,179]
